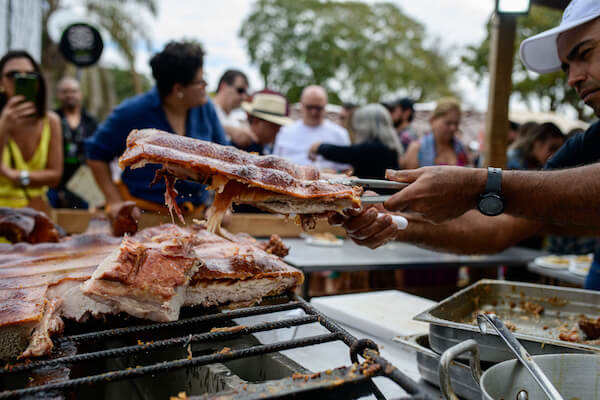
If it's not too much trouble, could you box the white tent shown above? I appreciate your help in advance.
[0,0,42,61]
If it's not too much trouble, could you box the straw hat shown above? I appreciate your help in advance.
[241,93,293,126]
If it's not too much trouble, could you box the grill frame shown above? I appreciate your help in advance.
[0,294,435,400]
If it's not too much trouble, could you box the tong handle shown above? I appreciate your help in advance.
[353,178,409,190]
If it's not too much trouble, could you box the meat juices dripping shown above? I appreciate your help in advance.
[151,169,185,224]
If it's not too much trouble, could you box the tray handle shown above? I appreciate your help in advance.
[438,339,483,400]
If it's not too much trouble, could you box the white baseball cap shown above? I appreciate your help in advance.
[520,0,600,74]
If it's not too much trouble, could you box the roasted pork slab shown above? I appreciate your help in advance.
[0,234,121,359]
[82,229,200,322]
[0,207,61,244]
[0,225,302,359]
[118,129,362,230]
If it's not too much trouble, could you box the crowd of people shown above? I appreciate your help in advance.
[0,0,598,292]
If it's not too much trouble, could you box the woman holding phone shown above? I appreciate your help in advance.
[0,50,63,212]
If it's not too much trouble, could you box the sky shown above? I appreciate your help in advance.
[49,0,501,110]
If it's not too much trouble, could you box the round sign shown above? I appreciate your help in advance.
[59,23,103,67]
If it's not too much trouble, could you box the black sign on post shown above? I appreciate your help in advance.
[59,23,104,67]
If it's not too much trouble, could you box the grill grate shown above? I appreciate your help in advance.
[0,295,436,400]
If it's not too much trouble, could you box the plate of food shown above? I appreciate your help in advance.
[534,255,571,269]
[569,254,593,276]
[303,232,343,247]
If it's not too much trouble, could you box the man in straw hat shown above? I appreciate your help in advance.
[241,90,292,155]
[330,0,600,290]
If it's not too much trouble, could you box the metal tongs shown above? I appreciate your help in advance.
[324,177,409,230]
[324,177,409,204]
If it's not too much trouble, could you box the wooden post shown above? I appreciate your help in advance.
[483,13,517,168]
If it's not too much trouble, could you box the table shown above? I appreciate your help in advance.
[527,261,586,286]
[283,238,546,298]
[234,291,442,399]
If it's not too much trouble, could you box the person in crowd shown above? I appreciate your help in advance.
[567,126,585,139]
[507,120,521,146]
[48,77,98,209]
[394,98,417,151]
[401,97,469,169]
[507,122,565,170]
[273,85,351,171]
[0,50,63,213]
[307,103,402,179]
[86,41,227,221]
[329,0,600,290]
[338,102,357,142]
[241,90,292,155]
[213,69,257,148]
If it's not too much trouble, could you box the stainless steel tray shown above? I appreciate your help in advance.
[414,279,600,362]
[393,334,481,400]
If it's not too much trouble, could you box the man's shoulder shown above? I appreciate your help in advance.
[544,120,600,169]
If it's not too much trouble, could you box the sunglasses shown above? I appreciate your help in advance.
[303,104,325,112]
[3,70,39,80]
[235,86,247,95]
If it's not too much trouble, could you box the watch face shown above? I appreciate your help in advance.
[480,195,503,216]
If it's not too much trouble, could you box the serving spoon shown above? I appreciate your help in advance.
[477,313,564,400]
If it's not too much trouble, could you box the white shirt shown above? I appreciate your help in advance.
[273,119,352,171]
[215,104,248,141]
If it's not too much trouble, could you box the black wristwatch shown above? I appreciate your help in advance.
[478,167,504,216]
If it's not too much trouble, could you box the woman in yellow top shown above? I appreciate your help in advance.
[0,51,63,213]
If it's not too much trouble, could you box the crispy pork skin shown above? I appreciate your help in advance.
[0,234,122,359]
[118,129,362,230]
[82,232,201,322]
[0,207,60,244]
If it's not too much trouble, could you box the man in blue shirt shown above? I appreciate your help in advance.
[330,0,600,290]
[86,42,228,220]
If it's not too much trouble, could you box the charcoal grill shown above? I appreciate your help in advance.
[0,294,435,399]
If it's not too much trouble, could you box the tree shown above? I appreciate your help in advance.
[239,0,457,104]
[461,5,593,121]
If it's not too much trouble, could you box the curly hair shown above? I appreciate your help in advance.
[0,50,47,118]
[149,41,205,98]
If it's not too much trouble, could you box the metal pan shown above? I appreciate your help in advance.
[413,279,600,362]
[393,334,482,400]
[440,340,600,400]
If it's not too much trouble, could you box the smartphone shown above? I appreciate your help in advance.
[15,73,38,103]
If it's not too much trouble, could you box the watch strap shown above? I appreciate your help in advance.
[485,167,502,194]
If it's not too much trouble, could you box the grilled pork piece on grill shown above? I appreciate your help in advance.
[118,129,362,231]
[184,228,302,308]
[82,228,201,322]
[0,234,122,359]
[0,207,61,244]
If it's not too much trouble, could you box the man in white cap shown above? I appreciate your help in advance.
[329,0,600,290]
[241,90,292,154]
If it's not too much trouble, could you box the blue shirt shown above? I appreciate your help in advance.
[544,121,600,290]
[86,88,228,206]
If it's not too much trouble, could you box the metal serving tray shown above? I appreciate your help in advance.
[393,334,481,400]
[414,279,600,363]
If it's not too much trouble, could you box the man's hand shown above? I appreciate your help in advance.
[383,166,486,224]
[308,142,321,161]
[107,201,141,236]
[228,125,259,148]
[329,205,401,249]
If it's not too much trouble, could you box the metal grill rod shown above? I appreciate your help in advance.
[1,315,319,376]
[57,299,301,343]
[0,333,341,399]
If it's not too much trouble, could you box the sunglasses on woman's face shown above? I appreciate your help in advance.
[3,70,39,80]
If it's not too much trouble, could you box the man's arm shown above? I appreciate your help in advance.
[331,208,543,254]
[384,163,600,228]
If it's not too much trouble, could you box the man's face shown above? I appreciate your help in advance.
[557,18,600,116]
[57,80,82,110]
[301,91,327,127]
[252,118,281,144]
[224,75,248,110]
